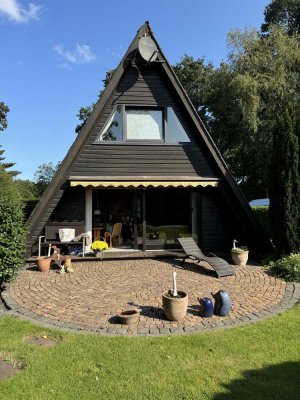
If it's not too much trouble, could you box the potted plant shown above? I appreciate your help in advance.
[162,270,188,321]
[90,240,109,258]
[231,239,249,266]
[36,256,51,272]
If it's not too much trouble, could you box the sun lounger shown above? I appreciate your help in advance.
[178,237,235,278]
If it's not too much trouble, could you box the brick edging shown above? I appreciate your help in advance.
[1,281,299,336]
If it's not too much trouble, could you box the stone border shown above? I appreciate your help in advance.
[1,281,299,336]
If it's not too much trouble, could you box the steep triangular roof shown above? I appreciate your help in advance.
[27,22,269,254]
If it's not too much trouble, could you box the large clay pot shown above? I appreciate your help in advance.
[36,257,51,272]
[231,250,249,266]
[162,291,188,321]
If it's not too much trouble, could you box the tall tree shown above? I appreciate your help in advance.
[0,102,26,284]
[0,102,9,131]
[33,162,60,196]
[227,27,300,253]
[262,0,300,35]
[0,102,20,176]
[75,69,116,134]
[269,104,300,254]
[173,56,214,122]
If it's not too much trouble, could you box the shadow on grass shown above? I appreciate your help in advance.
[213,361,300,400]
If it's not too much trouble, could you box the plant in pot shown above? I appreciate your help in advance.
[90,240,108,258]
[36,256,51,272]
[162,270,188,321]
[231,239,249,266]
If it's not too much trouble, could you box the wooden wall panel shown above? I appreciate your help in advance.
[69,64,217,179]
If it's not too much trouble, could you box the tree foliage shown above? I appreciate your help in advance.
[75,69,115,134]
[0,102,9,131]
[33,162,60,196]
[0,103,27,284]
[0,167,27,284]
[262,0,300,35]
[269,105,300,254]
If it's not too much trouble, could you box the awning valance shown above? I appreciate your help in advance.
[70,180,219,188]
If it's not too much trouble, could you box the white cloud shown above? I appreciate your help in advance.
[0,0,42,23]
[53,44,96,65]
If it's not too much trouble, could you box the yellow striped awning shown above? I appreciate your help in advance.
[70,180,219,188]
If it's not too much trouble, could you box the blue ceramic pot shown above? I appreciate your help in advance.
[198,297,214,318]
[212,290,231,316]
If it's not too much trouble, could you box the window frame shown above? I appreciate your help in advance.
[124,106,165,143]
[95,104,191,144]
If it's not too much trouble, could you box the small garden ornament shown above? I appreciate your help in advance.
[231,239,249,266]
[212,290,231,317]
[198,297,214,318]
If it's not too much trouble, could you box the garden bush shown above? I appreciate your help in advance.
[266,253,300,282]
[251,206,271,238]
[0,168,27,285]
[23,198,39,220]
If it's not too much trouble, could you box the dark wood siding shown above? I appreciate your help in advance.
[201,189,235,252]
[69,64,217,178]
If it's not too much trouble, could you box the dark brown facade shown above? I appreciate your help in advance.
[27,22,269,256]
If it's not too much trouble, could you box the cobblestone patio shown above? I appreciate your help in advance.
[1,258,299,335]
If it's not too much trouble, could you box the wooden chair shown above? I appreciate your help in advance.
[104,223,122,248]
[178,237,235,278]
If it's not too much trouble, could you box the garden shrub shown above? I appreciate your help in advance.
[266,253,300,282]
[23,198,39,220]
[251,206,271,238]
[0,168,27,285]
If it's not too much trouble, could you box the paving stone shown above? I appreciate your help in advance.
[159,328,170,334]
[149,327,160,335]
[0,259,298,336]
[184,326,195,332]
[137,328,150,335]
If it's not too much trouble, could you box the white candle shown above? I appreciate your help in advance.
[48,244,51,257]
[172,271,178,297]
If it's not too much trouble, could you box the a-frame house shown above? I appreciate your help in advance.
[27,22,269,257]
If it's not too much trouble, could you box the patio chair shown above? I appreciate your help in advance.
[104,223,122,248]
[178,237,235,278]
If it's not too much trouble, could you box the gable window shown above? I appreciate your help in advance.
[126,107,163,141]
[166,107,190,143]
[95,105,190,143]
[97,105,122,141]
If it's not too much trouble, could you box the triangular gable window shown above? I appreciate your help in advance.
[96,105,123,142]
[166,107,190,143]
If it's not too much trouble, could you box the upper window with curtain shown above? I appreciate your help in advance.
[95,105,190,143]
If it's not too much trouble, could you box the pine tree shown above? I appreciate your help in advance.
[269,104,300,255]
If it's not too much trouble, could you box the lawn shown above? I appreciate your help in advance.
[0,306,299,400]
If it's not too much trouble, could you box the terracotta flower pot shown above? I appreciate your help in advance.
[231,251,249,266]
[162,291,188,321]
[118,310,140,325]
[36,257,51,272]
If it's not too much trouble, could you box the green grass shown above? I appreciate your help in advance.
[0,306,300,400]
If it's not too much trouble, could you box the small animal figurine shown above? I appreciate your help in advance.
[198,297,214,318]
[51,245,63,267]
[212,290,231,317]
[64,258,74,273]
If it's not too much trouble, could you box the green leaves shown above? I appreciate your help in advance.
[0,168,27,284]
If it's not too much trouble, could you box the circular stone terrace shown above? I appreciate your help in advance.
[2,258,298,336]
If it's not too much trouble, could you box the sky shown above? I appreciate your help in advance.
[1,0,270,180]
